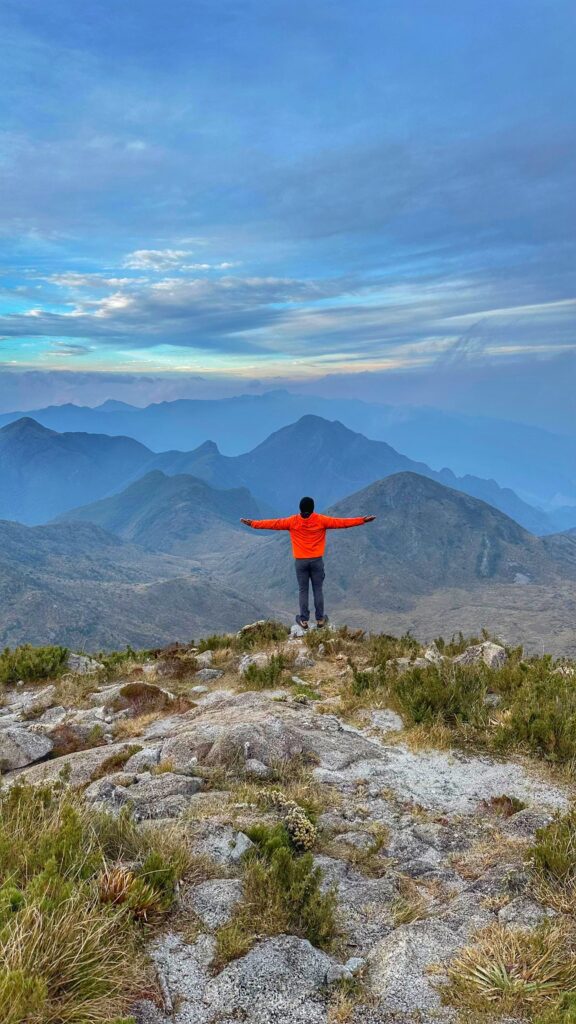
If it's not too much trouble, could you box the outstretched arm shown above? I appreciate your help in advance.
[240,516,293,530]
[319,514,376,529]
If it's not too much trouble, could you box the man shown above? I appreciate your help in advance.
[240,496,375,629]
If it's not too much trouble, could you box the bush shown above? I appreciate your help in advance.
[215,823,337,964]
[241,654,286,690]
[392,663,488,727]
[492,668,576,762]
[0,644,68,686]
[0,782,189,1023]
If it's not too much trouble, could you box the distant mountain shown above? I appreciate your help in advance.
[0,519,270,649]
[0,418,152,525]
[1,414,561,534]
[153,416,557,534]
[1,389,573,510]
[57,470,263,559]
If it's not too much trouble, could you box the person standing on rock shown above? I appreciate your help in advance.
[240,496,375,629]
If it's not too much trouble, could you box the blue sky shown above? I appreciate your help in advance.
[0,0,574,420]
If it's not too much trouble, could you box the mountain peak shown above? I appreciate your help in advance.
[0,416,56,438]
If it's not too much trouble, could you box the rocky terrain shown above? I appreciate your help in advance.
[1,623,576,1024]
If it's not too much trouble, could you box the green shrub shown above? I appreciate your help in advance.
[392,663,488,727]
[0,644,68,686]
[492,669,576,762]
[216,822,337,964]
[241,653,286,690]
[532,811,576,887]
[234,621,289,651]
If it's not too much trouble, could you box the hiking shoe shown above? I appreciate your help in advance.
[316,616,329,628]
[295,615,309,630]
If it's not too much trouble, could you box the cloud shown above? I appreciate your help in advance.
[122,249,194,270]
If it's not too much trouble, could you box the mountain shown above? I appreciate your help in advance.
[57,470,263,559]
[0,519,270,649]
[0,417,152,525]
[152,416,557,534]
[2,390,573,510]
[0,414,561,534]
[224,473,576,653]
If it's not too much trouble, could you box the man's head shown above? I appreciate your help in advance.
[299,496,315,518]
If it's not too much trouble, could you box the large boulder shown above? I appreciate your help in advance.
[67,653,103,675]
[159,691,383,772]
[0,726,53,771]
[84,771,202,820]
[187,821,254,867]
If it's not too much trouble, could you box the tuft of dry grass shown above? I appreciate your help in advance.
[451,831,527,881]
[112,711,161,739]
[444,921,576,1016]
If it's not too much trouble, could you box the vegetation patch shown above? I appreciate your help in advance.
[0,644,68,687]
[240,653,286,690]
[215,822,337,966]
[531,810,576,913]
[0,780,190,1024]
[444,921,576,1018]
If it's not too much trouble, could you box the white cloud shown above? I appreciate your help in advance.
[122,249,192,270]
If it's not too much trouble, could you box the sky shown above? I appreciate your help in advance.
[0,0,575,425]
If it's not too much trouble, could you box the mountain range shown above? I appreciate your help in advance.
[1,389,574,513]
[1,414,568,534]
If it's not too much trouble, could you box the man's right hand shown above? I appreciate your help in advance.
[240,518,253,526]
[363,515,376,522]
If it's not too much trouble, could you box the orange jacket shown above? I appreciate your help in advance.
[247,511,367,559]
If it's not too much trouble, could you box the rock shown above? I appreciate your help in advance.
[66,653,103,674]
[368,920,462,1011]
[453,641,507,669]
[195,668,223,682]
[553,665,575,677]
[107,681,176,711]
[123,745,162,771]
[202,935,336,1021]
[244,757,273,779]
[160,691,383,773]
[195,650,213,667]
[183,878,242,928]
[238,652,270,676]
[85,771,202,820]
[345,956,366,976]
[325,963,353,984]
[13,741,139,787]
[502,808,556,839]
[0,726,53,771]
[392,656,430,674]
[294,651,316,669]
[189,685,209,696]
[499,897,556,927]
[317,643,325,656]
[423,642,444,665]
[187,821,254,866]
[483,692,501,707]
[15,684,57,716]
[290,623,306,639]
[370,709,404,733]
[237,621,268,635]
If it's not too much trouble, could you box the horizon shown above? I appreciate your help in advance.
[1,0,574,431]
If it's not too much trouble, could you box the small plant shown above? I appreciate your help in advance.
[258,789,319,851]
[531,810,576,913]
[0,644,68,686]
[241,653,286,690]
[445,921,576,1015]
[215,823,337,965]
[89,745,142,781]
[393,662,488,727]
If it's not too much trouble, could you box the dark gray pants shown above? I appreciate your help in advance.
[294,557,325,621]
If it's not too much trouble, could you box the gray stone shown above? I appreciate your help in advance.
[12,741,136,787]
[244,757,273,779]
[202,935,335,1021]
[502,808,556,839]
[370,709,404,733]
[238,652,270,676]
[325,963,353,984]
[195,650,213,667]
[453,641,507,670]
[85,771,202,820]
[499,897,556,927]
[424,642,444,665]
[368,919,463,1011]
[0,726,53,771]
[344,956,366,975]
[124,745,162,771]
[66,653,103,674]
[183,878,242,928]
[195,668,223,682]
[290,623,306,639]
[294,651,316,669]
[188,821,254,866]
[392,656,430,673]
[189,685,209,696]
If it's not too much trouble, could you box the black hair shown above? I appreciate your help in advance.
[299,496,315,517]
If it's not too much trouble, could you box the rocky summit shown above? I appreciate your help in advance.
[1,622,576,1024]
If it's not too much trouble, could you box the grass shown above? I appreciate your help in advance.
[444,921,576,1018]
[240,653,286,690]
[0,644,68,686]
[89,745,143,781]
[214,822,338,966]
[0,780,192,1024]
[197,620,289,655]
[531,810,576,913]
